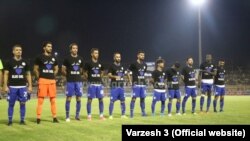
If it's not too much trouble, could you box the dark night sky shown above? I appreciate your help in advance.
[0,0,249,68]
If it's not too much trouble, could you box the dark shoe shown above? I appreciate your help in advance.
[20,120,26,125]
[53,118,59,123]
[75,117,81,121]
[7,121,12,126]
[37,118,41,124]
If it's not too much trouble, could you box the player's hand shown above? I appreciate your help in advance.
[3,86,9,94]
[28,86,32,94]
[115,76,121,80]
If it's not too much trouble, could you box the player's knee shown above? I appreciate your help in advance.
[131,97,136,102]
[177,99,181,102]
[140,98,145,102]
[20,102,26,105]
[88,98,92,103]
[98,98,103,102]
[168,99,173,103]
[201,94,205,97]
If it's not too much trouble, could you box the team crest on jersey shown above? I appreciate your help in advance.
[52,58,55,61]
[14,66,23,75]
[93,69,99,74]
[99,64,101,67]
[139,70,144,76]
[22,62,26,66]
[79,60,81,63]
[73,64,79,71]
[121,67,124,70]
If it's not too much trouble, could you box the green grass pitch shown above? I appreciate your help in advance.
[0,96,249,141]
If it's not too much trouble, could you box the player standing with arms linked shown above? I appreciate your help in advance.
[181,57,197,115]
[34,41,59,124]
[213,60,226,112]
[166,62,182,116]
[108,52,127,119]
[84,48,105,121]
[199,54,216,113]
[150,58,167,117]
[128,50,148,118]
[3,44,32,125]
[62,43,84,122]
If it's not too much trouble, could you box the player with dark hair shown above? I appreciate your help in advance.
[108,52,127,119]
[181,57,197,115]
[166,62,181,116]
[34,41,59,124]
[199,54,216,112]
[213,60,226,112]
[3,44,32,125]
[128,50,148,118]
[150,58,167,116]
[62,43,84,122]
[84,48,105,121]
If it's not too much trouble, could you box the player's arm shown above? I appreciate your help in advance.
[26,71,32,93]
[108,72,119,80]
[54,65,59,77]
[3,70,9,93]
[61,65,67,76]
[126,70,132,85]
[0,59,3,91]
[33,65,40,79]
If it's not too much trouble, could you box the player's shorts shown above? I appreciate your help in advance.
[87,84,104,99]
[131,85,146,98]
[38,78,56,98]
[7,86,28,103]
[168,89,181,99]
[201,82,213,93]
[65,82,83,97]
[152,89,167,101]
[214,85,225,96]
[110,87,125,102]
[184,86,197,97]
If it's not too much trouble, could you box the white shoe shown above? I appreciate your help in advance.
[109,116,113,120]
[121,115,128,119]
[66,118,70,122]
[176,113,181,116]
[168,114,172,117]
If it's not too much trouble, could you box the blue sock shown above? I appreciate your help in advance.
[200,96,204,111]
[121,101,126,115]
[161,101,165,114]
[20,103,26,121]
[182,96,188,113]
[99,98,104,115]
[192,98,196,113]
[213,99,217,111]
[176,101,180,113]
[207,96,211,111]
[109,101,114,116]
[140,98,146,115]
[151,100,157,114]
[76,100,81,118]
[87,99,92,115]
[130,98,135,117]
[65,100,70,118]
[220,98,224,111]
[8,102,15,122]
[167,102,172,114]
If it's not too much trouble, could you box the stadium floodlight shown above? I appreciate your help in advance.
[190,0,206,7]
[189,0,206,66]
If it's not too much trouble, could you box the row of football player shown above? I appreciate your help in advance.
[0,42,225,125]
